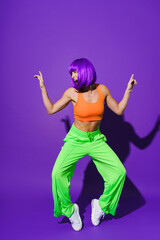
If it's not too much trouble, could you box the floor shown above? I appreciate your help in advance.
[1,184,160,240]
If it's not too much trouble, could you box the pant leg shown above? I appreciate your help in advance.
[89,140,126,216]
[52,141,87,218]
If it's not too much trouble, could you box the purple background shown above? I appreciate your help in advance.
[1,0,160,239]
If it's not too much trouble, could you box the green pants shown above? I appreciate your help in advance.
[52,123,126,218]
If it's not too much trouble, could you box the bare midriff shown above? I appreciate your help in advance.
[71,83,104,132]
[74,119,101,132]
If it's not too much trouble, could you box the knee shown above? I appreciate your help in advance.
[105,165,126,186]
[111,165,126,184]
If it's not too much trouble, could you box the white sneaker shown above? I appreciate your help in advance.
[69,204,82,231]
[91,199,105,226]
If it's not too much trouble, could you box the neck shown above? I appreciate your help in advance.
[80,83,96,92]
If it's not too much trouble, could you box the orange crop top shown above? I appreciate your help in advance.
[73,84,105,121]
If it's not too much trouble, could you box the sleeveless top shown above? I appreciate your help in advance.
[73,84,105,121]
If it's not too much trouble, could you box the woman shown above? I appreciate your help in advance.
[34,58,137,231]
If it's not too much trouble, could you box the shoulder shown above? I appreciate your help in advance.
[65,87,78,94]
[63,87,78,99]
[97,84,110,97]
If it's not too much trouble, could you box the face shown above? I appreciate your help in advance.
[71,70,78,83]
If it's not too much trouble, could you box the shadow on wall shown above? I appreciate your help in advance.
[60,106,159,221]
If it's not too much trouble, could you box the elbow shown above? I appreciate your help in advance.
[117,111,123,116]
[117,110,124,116]
[48,109,54,115]
[116,104,125,116]
[47,104,54,115]
[116,107,124,116]
[47,108,53,115]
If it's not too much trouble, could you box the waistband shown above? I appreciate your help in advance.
[72,123,100,138]
[64,123,107,143]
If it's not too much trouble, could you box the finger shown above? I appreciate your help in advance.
[39,71,42,76]
[130,74,134,80]
[34,75,38,78]
[131,80,137,86]
[134,80,137,85]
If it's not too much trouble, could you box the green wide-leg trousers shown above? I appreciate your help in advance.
[52,123,126,218]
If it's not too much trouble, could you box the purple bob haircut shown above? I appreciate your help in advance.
[68,58,97,90]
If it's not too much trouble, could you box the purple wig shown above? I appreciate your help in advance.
[68,58,97,90]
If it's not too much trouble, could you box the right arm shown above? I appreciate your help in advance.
[34,71,72,114]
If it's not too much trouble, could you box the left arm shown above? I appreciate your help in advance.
[102,74,137,115]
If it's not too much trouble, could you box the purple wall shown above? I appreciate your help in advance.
[1,0,160,239]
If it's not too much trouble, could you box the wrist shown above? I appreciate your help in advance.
[126,87,132,94]
[41,84,47,93]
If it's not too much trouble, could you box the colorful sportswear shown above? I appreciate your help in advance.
[52,123,126,218]
[73,84,105,121]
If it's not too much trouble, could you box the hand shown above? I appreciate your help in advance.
[127,74,137,92]
[34,71,45,89]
